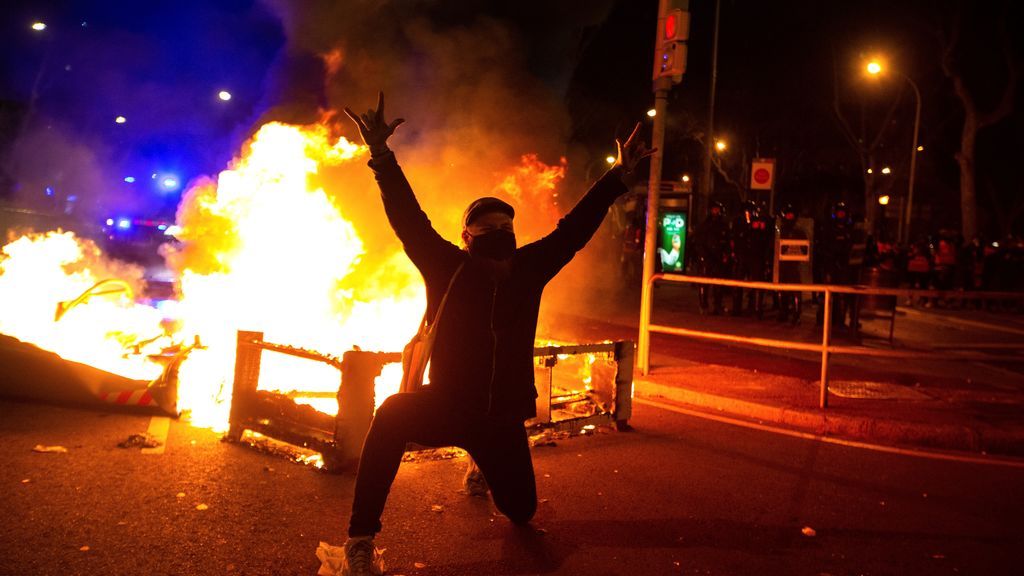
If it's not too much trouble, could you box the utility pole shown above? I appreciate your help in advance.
[638,0,688,375]
[699,0,721,218]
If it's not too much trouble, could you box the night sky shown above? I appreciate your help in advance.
[1,0,1021,238]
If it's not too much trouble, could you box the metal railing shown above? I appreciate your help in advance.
[637,274,1024,408]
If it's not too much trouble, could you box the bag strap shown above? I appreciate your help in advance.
[421,261,465,334]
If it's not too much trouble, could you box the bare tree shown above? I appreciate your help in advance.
[940,3,1018,241]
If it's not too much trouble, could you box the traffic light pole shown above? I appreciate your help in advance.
[637,0,674,375]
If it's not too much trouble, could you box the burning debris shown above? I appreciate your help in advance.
[0,115,625,470]
[225,331,632,471]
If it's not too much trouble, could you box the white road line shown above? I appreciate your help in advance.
[635,397,1024,469]
[141,416,170,455]
[900,306,1024,337]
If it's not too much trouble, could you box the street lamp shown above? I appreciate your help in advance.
[647,108,657,118]
[714,139,727,152]
[218,90,232,101]
[866,59,921,245]
[31,22,47,31]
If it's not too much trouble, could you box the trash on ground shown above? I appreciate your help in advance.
[414,562,427,568]
[79,546,90,552]
[21,478,31,484]
[118,433,162,449]
[801,526,817,537]
[195,503,209,511]
[315,541,344,576]
[32,445,68,454]
[430,504,443,513]
[315,541,385,576]
[175,492,186,498]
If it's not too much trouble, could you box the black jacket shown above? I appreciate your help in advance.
[369,152,627,422]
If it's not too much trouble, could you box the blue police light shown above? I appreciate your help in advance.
[45,186,54,197]
[124,176,136,183]
[117,218,131,230]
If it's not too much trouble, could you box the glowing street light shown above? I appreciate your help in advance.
[605,155,616,165]
[31,22,47,32]
[218,90,232,101]
[867,168,873,174]
[863,54,921,244]
[878,195,890,206]
[714,140,727,152]
[114,116,127,124]
[881,167,891,175]
[681,174,691,182]
[647,108,657,118]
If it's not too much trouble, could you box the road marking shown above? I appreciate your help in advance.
[970,361,1024,387]
[141,416,170,455]
[635,397,1024,469]
[900,306,1024,337]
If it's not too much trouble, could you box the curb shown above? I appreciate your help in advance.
[633,378,1024,457]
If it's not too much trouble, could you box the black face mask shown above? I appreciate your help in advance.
[468,229,517,260]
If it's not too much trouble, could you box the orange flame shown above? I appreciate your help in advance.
[0,120,572,432]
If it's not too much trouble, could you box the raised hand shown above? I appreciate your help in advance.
[615,122,657,175]
[344,91,405,154]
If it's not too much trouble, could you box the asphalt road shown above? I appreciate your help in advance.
[2,397,1022,575]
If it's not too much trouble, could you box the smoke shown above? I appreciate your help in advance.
[3,121,120,221]
[257,0,628,338]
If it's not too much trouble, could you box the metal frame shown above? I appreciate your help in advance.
[227,331,634,471]
[638,274,1024,408]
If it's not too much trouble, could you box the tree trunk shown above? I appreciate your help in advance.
[958,112,978,240]
[863,153,876,235]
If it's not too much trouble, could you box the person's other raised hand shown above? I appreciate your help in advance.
[615,122,656,175]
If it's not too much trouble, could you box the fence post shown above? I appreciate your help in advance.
[819,289,831,409]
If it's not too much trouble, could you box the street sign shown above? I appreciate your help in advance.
[778,239,810,262]
[750,158,775,190]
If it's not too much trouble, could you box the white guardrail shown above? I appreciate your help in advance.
[637,274,1024,408]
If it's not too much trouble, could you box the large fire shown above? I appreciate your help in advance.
[0,120,567,430]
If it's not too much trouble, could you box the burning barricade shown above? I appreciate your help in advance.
[0,119,631,468]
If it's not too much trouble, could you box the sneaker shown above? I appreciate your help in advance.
[463,459,490,498]
[341,537,384,576]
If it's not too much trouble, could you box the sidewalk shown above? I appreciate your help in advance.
[546,285,1024,459]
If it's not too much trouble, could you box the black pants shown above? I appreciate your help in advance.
[348,391,537,537]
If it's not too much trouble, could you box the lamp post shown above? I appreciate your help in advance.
[866,60,921,245]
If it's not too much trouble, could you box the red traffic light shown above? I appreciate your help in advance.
[662,9,689,43]
[665,13,678,40]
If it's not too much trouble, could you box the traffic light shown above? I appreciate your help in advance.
[654,8,690,82]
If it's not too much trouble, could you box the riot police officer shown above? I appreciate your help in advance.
[693,200,732,315]
[815,201,857,329]
[732,200,773,316]
[776,203,806,324]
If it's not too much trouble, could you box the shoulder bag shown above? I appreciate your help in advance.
[399,262,464,393]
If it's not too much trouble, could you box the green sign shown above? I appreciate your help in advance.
[658,211,687,273]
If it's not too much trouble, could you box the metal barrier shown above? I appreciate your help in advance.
[637,274,1024,408]
[228,331,635,472]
